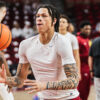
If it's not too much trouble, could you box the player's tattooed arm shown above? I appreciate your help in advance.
[46,64,79,90]
[6,63,29,87]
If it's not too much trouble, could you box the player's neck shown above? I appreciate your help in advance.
[39,28,54,45]
[59,29,67,35]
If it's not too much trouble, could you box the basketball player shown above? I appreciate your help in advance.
[0,1,14,100]
[77,21,92,100]
[89,37,100,100]
[0,4,80,100]
[59,15,81,80]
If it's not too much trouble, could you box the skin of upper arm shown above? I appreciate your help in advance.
[16,63,30,80]
[88,56,93,70]
[73,49,81,78]
[0,51,11,76]
[73,49,79,58]
[73,49,80,65]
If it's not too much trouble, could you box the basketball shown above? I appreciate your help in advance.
[0,24,12,51]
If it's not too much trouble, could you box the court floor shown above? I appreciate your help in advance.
[0,85,96,100]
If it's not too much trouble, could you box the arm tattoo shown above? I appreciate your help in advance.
[46,64,79,90]
[16,63,23,76]
[6,63,24,87]
[6,76,22,87]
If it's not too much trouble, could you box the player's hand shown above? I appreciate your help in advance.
[0,7,6,22]
[7,86,13,93]
[0,64,7,83]
[24,79,46,94]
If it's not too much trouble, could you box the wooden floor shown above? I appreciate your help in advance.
[0,85,96,100]
[88,85,96,100]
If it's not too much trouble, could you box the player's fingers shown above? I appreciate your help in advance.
[2,64,5,71]
[7,86,12,93]
[24,79,36,83]
[28,90,38,94]
[2,64,6,75]
[0,79,6,83]
[24,82,37,86]
[25,86,38,91]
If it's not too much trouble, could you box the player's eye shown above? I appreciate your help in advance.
[36,15,40,18]
[42,14,48,17]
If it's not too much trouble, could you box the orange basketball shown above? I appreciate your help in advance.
[0,24,12,51]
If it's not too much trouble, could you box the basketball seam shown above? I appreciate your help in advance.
[0,24,2,38]
[0,31,11,49]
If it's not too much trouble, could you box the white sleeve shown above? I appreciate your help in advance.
[18,41,29,64]
[56,35,76,66]
[71,35,79,50]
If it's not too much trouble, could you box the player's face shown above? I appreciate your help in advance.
[82,25,92,36]
[36,8,53,34]
[59,18,68,31]
[0,7,7,22]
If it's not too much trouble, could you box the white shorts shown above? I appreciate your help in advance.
[0,83,14,100]
[94,77,100,100]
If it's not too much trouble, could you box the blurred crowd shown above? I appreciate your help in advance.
[12,20,37,39]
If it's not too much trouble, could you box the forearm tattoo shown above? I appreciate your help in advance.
[6,63,24,87]
[6,76,22,87]
[16,63,23,76]
[46,64,79,90]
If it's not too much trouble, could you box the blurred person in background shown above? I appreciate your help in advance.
[89,22,100,39]
[95,22,100,33]
[59,15,81,81]
[0,1,14,100]
[88,36,100,100]
[32,25,38,36]
[22,21,34,39]
[68,23,75,33]
[77,21,92,100]
[11,21,23,39]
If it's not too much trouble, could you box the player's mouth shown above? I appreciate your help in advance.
[37,23,43,26]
